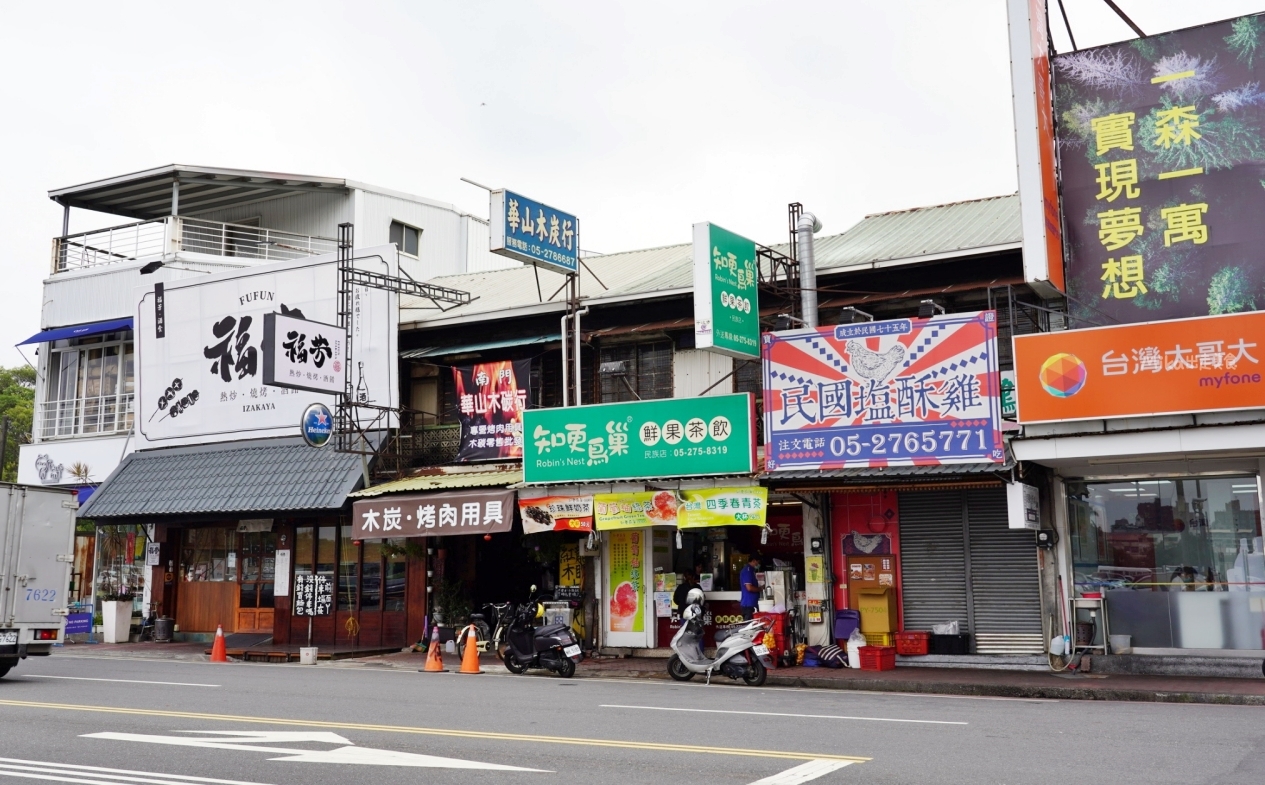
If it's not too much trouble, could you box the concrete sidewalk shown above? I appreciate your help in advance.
[46,641,1265,705]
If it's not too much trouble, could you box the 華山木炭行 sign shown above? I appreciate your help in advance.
[351,489,516,539]
[489,189,578,275]
[763,311,1004,470]
[692,222,760,358]
[522,394,756,484]
[262,312,345,395]
[453,360,530,462]
[1012,310,1265,423]
[1054,13,1265,325]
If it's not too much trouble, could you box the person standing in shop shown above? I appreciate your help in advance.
[673,569,699,615]
[740,553,762,621]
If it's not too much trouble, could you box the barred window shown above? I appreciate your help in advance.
[599,341,673,402]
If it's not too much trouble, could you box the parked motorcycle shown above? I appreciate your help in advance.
[668,588,773,686]
[501,586,584,678]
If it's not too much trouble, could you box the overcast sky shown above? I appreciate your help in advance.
[0,0,1259,365]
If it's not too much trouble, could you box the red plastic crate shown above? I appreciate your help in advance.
[858,645,896,671]
[894,631,930,656]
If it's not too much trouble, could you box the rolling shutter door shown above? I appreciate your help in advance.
[897,490,969,633]
[966,488,1043,654]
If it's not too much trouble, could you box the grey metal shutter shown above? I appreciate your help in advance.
[966,488,1043,654]
[897,491,969,633]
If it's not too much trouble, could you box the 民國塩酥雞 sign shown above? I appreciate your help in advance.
[1012,310,1265,423]
[1053,13,1265,325]
[351,489,516,539]
[521,394,756,484]
[489,189,578,275]
[692,222,760,359]
[763,311,1004,470]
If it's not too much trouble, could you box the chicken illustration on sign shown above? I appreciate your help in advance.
[762,311,1004,470]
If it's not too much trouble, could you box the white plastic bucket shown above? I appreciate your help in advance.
[1109,634,1132,655]
[298,646,318,665]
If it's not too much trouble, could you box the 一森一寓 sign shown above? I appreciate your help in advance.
[352,489,516,539]
[763,311,1004,470]
[262,312,345,395]
[522,394,756,484]
[1054,12,1265,325]
[489,189,578,275]
[1012,309,1265,423]
[692,222,760,358]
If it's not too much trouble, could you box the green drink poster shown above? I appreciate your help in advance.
[607,529,644,633]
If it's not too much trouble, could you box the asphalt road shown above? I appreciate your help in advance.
[1,653,1263,785]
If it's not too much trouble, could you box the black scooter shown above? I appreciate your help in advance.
[501,586,584,678]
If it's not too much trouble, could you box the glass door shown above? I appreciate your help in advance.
[235,532,276,633]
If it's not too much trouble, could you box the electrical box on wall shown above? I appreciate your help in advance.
[810,537,823,555]
[1007,482,1040,530]
[1035,529,1058,549]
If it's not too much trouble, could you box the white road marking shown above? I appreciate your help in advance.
[21,676,219,688]
[82,731,548,771]
[602,704,967,725]
[0,757,269,785]
[748,759,856,784]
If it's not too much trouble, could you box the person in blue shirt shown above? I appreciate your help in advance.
[739,553,762,620]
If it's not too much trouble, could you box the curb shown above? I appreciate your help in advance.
[571,666,1265,706]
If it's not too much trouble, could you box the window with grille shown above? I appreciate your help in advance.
[599,341,673,402]
[733,358,765,444]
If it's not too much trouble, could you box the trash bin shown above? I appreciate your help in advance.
[833,610,861,642]
[299,647,318,665]
[153,617,174,642]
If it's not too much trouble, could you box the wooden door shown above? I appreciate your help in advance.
[235,532,277,633]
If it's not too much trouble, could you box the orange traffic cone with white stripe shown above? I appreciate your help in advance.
[210,624,228,663]
[458,625,482,674]
[421,626,446,673]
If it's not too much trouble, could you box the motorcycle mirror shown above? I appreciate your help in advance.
[530,584,537,594]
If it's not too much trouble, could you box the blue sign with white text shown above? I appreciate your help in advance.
[490,190,579,274]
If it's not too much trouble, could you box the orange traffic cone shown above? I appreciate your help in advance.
[421,626,446,673]
[458,625,482,674]
[210,624,227,663]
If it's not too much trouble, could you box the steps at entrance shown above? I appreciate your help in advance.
[896,654,1050,672]
[1086,654,1265,680]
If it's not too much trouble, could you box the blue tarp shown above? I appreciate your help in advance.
[18,318,133,346]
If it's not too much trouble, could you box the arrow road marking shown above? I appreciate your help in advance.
[602,704,967,725]
[0,757,270,785]
[748,759,856,785]
[81,731,547,771]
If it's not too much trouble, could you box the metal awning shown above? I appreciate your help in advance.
[401,335,556,360]
[18,317,133,346]
[352,468,524,498]
[77,436,364,520]
[49,164,350,221]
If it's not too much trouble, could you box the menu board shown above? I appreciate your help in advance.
[292,574,332,617]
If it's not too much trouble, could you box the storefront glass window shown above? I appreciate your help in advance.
[361,540,382,611]
[1068,476,1265,650]
[316,527,336,578]
[183,528,235,582]
[384,541,406,612]
[94,524,147,605]
[294,527,314,577]
[338,533,358,611]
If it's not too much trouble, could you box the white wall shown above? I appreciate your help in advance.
[673,349,734,398]
[464,215,518,273]
[40,261,246,330]
[356,190,469,281]
[191,190,353,239]
[17,435,133,486]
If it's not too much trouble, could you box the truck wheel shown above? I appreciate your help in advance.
[0,664,11,680]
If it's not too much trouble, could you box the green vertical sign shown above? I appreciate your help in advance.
[692,222,760,358]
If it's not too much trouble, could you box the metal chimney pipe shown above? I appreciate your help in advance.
[797,212,823,328]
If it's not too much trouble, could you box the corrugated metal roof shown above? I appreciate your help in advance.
[78,437,364,519]
[352,468,524,497]
[401,195,1020,327]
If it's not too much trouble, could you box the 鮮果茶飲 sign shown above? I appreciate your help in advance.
[692,222,760,358]
[1012,310,1265,423]
[522,394,756,484]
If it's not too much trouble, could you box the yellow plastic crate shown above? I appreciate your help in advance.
[863,632,894,647]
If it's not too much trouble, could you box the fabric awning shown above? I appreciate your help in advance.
[77,436,364,520]
[401,335,555,360]
[18,317,134,346]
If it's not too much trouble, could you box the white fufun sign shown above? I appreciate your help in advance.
[262,312,346,395]
[135,249,398,445]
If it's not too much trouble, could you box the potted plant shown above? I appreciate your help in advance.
[100,591,134,644]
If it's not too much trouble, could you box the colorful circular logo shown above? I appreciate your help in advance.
[1039,353,1087,398]
[301,403,334,448]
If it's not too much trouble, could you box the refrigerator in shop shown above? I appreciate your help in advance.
[846,555,898,634]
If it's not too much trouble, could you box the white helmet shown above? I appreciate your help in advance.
[686,587,704,607]
[683,603,702,620]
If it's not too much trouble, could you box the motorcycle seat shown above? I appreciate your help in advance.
[537,623,569,637]
[714,629,731,643]
[469,614,486,622]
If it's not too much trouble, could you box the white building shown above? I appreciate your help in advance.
[18,164,509,491]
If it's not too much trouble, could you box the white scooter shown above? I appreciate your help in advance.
[667,589,774,686]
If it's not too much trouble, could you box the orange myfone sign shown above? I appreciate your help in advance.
[1013,311,1265,423]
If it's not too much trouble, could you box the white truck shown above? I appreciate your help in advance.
[0,483,79,679]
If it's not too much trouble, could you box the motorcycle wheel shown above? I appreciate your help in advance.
[556,657,576,679]
[502,651,529,674]
[742,656,767,687]
[667,654,695,682]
